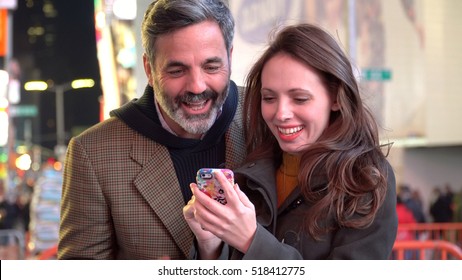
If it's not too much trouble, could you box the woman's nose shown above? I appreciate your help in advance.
[275,102,293,121]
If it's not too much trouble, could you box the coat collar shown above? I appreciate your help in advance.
[130,133,194,258]
[234,159,279,226]
[235,158,328,224]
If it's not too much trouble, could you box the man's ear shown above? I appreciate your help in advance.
[143,53,154,86]
[229,45,233,71]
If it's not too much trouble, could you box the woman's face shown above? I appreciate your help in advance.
[260,53,339,155]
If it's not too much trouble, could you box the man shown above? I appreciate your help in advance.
[58,0,245,259]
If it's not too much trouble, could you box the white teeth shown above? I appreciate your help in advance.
[278,126,303,135]
[185,101,206,111]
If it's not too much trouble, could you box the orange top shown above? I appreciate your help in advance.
[276,152,300,207]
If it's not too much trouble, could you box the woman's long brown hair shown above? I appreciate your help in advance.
[243,23,389,239]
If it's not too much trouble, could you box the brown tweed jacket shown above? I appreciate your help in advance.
[58,90,246,259]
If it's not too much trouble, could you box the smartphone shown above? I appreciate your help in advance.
[196,168,234,205]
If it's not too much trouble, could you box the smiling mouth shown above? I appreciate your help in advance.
[183,100,208,111]
[277,126,304,135]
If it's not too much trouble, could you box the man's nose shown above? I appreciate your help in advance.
[186,69,207,94]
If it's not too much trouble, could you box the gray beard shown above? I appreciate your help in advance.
[154,82,230,135]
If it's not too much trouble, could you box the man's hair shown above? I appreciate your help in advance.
[142,0,234,63]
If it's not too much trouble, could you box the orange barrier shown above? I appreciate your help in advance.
[397,223,462,246]
[37,244,58,260]
[392,240,462,260]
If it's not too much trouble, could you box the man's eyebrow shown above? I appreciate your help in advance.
[165,60,187,68]
[164,57,224,69]
[204,57,223,64]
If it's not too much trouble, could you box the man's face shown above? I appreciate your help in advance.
[143,20,232,139]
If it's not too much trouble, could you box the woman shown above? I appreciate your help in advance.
[183,23,398,259]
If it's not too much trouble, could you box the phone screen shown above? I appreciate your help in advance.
[196,168,234,205]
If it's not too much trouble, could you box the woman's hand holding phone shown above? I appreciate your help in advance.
[186,169,257,254]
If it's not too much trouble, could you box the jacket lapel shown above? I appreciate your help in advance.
[130,134,193,258]
[224,86,246,170]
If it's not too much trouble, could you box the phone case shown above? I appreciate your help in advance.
[196,168,234,205]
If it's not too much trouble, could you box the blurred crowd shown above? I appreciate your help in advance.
[396,183,462,230]
[0,159,62,259]
[0,179,31,237]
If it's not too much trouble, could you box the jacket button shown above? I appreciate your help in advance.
[291,198,303,209]
[282,231,299,246]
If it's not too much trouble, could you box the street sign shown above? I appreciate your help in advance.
[362,68,392,81]
[9,104,38,117]
[0,0,17,10]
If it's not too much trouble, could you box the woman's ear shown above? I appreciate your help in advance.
[331,100,340,111]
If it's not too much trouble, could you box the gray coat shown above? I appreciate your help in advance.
[230,158,398,260]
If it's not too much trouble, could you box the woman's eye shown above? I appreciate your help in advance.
[261,97,276,103]
[294,98,308,104]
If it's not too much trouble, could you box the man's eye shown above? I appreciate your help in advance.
[204,65,220,73]
[167,69,184,76]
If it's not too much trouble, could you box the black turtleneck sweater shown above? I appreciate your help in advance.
[110,82,238,203]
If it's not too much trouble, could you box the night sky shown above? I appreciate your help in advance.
[12,0,101,150]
